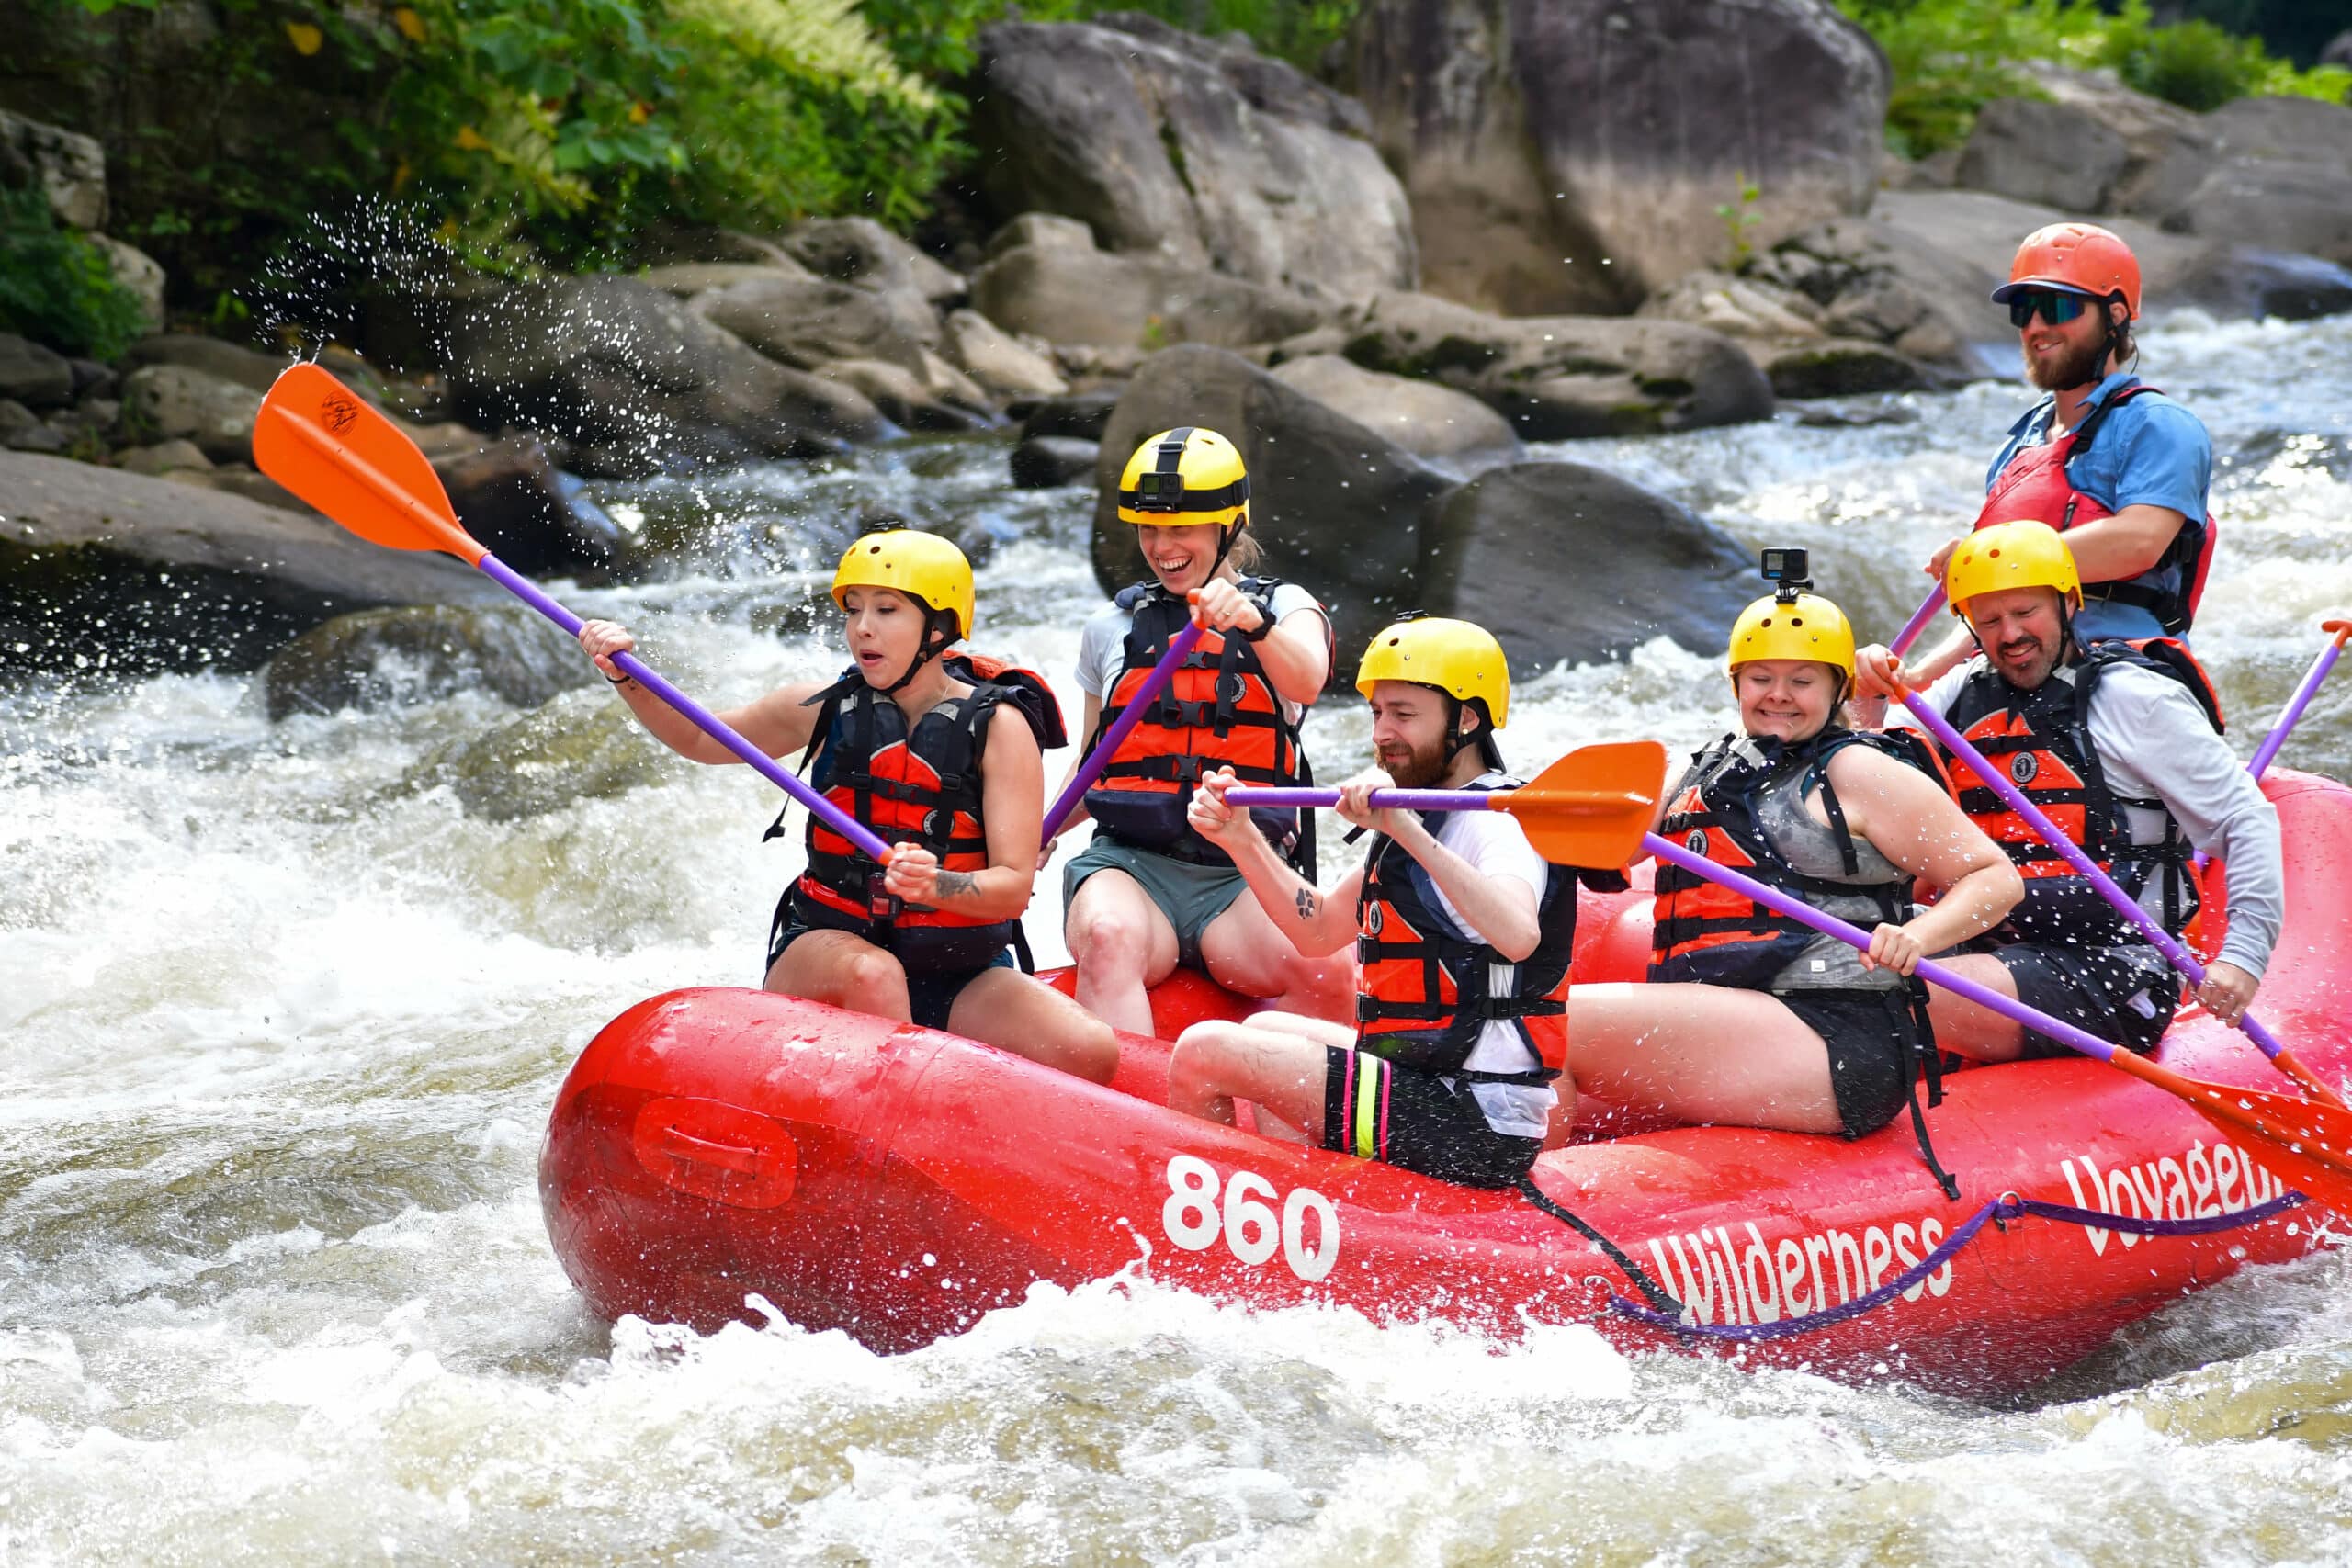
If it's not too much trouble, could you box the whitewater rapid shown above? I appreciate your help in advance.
[5,311,2351,1563]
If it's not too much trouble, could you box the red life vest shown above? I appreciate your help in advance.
[1354,780,1606,1082]
[1975,382,2216,635]
[1939,637,2223,945]
[773,652,1065,973]
[1083,579,1321,869]
[1650,728,1951,990]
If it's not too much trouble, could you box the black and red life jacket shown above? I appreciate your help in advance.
[1650,728,1952,990]
[1976,381,2216,635]
[1939,637,2223,945]
[1353,779,1616,1083]
[1082,578,1321,870]
[770,652,1066,973]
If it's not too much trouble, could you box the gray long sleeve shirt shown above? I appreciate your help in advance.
[1905,656,2284,979]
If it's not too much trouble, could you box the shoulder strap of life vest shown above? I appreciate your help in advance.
[942,651,1069,751]
[2079,637,2224,736]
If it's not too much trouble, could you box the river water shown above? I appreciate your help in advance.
[6,312,2352,1563]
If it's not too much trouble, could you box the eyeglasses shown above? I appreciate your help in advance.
[2007,289,2091,329]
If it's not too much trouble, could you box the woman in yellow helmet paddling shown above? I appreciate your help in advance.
[1051,427,1351,1034]
[1565,554,2018,1190]
[578,526,1118,1082]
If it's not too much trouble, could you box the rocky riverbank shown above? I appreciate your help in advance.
[8,3,2352,695]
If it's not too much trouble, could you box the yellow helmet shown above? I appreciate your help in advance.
[1356,615,1510,729]
[1946,520,2083,617]
[831,526,975,640]
[1117,427,1250,531]
[1726,591,1856,680]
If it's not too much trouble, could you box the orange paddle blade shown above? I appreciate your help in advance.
[1496,739,1668,870]
[2112,1050,2352,1215]
[254,363,485,565]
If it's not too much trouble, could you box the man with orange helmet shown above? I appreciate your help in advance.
[1911,222,2217,683]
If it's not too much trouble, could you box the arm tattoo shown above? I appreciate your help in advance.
[1295,886,1319,920]
[934,869,978,899]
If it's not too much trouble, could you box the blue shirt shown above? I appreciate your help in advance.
[1986,371,2213,643]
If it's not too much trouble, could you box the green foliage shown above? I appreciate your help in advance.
[1840,0,2352,160]
[0,186,151,360]
[1715,173,1762,269]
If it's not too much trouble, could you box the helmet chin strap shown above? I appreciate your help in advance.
[879,611,954,695]
[1207,513,1248,578]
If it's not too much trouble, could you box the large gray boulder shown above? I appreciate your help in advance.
[1419,463,1755,673]
[118,364,263,463]
[1091,345,1455,661]
[967,17,1416,305]
[1339,290,1775,438]
[2154,97,2352,266]
[0,450,497,676]
[0,108,106,229]
[1350,0,1887,316]
[0,333,74,409]
[440,274,888,467]
[123,333,289,393]
[1268,354,1521,476]
[432,434,618,578]
[781,216,965,307]
[941,310,1068,400]
[400,686,672,822]
[691,273,939,372]
[263,604,596,720]
[971,242,1327,351]
[1955,67,2214,217]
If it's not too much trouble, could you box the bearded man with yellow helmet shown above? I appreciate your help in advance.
[577,525,1116,1082]
[1854,519,2279,1064]
[1054,426,1349,1036]
[1167,615,1620,1190]
[1565,552,2018,1193]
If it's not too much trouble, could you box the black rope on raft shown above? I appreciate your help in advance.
[1517,1175,1686,1315]
[1603,1190,2312,1343]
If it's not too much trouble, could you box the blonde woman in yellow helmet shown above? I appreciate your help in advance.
[1852,519,2276,1065]
[578,525,1116,1081]
[1167,616,1611,1190]
[1564,553,2016,1192]
[1051,425,1349,1035]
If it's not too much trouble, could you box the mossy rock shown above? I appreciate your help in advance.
[400,687,675,822]
[265,604,595,721]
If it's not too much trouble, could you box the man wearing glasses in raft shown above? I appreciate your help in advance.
[1905,222,2217,686]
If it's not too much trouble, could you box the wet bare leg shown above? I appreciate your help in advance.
[1168,1012,1351,1133]
[1197,892,1352,1021]
[1064,867,1180,1036]
[766,929,912,1022]
[1560,982,1844,1137]
[1917,952,2031,1062]
[948,966,1122,1084]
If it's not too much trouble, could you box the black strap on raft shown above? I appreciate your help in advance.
[1901,977,1961,1201]
[1516,1176,1685,1315]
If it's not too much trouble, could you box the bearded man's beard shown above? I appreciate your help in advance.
[1380,734,1453,789]
[2029,332,2109,391]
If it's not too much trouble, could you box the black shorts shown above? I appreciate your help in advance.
[767,918,1013,1032]
[1321,1047,1543,1190]
[1773,987,1921,1139]
[1996,942,2180,1057]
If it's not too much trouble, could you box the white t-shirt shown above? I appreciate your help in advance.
[1074,581,1326,728]
[1394,773,1560,1139]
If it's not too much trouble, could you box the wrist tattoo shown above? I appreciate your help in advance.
[934,869,977,898]
[1295,887,1319,919]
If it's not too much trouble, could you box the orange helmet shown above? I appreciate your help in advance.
[1992,222,2141,318]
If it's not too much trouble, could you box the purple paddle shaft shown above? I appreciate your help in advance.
[1890,586,1947,657]
[1227,786,1495,811]
[1043,618,1206,839]
[1644,831,2120,1064]
[1898,688,2292,1064]
[2247,636,2346,781]
[478,553,896,865]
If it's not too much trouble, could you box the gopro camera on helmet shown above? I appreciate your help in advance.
[1759,547,1812,604]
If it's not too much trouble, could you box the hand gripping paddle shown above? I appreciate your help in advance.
[253,362,896,864]
[1230,740,1669,870]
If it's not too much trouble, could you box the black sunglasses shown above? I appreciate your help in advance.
[2007,289,2092,329]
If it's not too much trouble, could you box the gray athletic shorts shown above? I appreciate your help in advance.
[1063,836,1249,971]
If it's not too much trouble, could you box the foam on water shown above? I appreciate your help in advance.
[5,315,2352,1564]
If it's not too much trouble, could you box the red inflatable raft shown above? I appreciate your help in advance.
[541,773,2352,1395]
